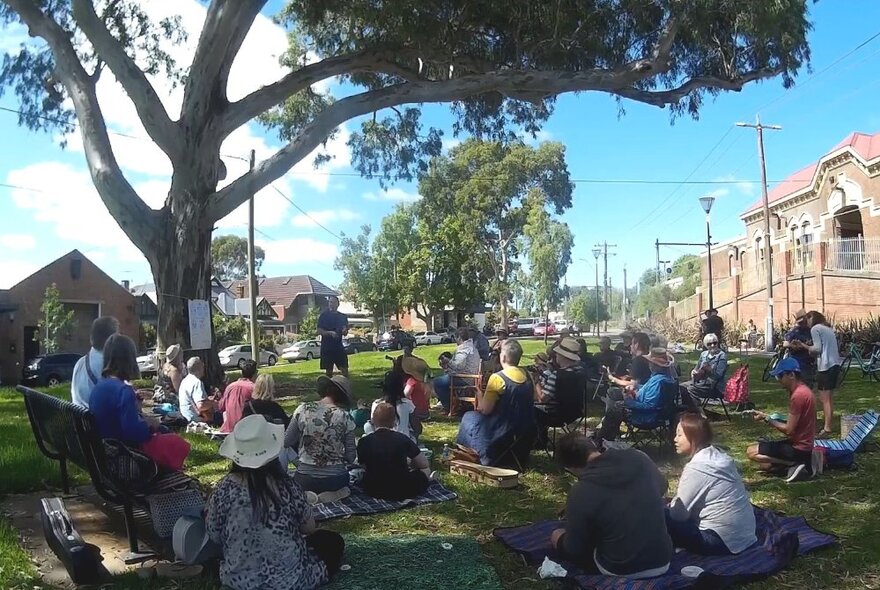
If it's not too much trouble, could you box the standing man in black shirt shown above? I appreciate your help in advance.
[701,308,725,346]
[317,295,349,377]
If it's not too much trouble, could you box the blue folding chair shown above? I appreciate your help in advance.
[814,410,878,452]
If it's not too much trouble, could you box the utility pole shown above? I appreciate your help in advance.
[595,242,617,332]
[622,265,628,326]
[737,116,782,352]
[247,149,260,362]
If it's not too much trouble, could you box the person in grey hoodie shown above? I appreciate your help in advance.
[551,433,673,578]
[667,412,757,555]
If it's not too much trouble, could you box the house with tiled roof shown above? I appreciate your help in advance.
[676,131,880,323]
[226,275,339,333]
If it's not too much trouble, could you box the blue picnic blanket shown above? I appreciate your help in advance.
[494,505,836,590]
[313,481,457,522]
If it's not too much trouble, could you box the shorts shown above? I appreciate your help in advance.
[816,365,841,390]
[320,349,349,371]
[758,440,811,467]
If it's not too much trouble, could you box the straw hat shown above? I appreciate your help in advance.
[165,344,182,363]
[317,374,355,406]
[401,356,429,382]
[554,337,581,361]
[793,308,808,321]
[646,347,674,368]
[219,414,284,469]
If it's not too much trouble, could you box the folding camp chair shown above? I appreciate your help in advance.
[814,410,878,453]
[623,381,680,454]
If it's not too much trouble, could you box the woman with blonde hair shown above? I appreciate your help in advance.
[243,374,289,427]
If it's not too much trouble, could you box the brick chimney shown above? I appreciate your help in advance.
[237,284,245,298]
[121,280,130,291]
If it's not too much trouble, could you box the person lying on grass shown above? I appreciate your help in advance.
[551,432,672,578]
[357,402,432,501]
[209,414,344,590]
[667,412,757,555]
[746,357,816,483]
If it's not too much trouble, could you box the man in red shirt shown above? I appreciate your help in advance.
[746,357,816,483]
[218,360,258,433]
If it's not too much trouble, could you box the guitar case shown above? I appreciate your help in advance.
[40,497,109,585]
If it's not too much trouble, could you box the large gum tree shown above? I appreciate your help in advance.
[0,0,812,380]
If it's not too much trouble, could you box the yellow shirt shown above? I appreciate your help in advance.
[483,367,528,406]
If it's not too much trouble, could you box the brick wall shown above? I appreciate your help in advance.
[1,250,137,385]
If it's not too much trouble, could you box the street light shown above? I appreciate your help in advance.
[592,247,602,337]
[699,195,716,310]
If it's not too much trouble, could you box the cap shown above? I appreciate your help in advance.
[769,357,801,377]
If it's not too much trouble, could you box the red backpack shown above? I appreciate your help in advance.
[724,365,751,410]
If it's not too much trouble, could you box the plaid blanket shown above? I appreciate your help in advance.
[494,506,837,590]
[313,481,457,522]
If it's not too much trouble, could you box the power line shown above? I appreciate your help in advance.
[269,184,342,241]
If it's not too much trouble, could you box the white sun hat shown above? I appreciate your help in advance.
[219,414,284,469]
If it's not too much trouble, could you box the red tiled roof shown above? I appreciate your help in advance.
[225,275,337,307]
[743,131,880,215]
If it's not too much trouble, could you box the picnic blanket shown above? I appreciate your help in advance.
[326,535,502,590]
[494,505,837,590]
[313,481,457,522]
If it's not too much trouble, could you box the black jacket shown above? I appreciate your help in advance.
[563,449,673,575]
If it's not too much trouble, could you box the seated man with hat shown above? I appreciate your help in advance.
[456,339,536,467]
[597,347,676,442]
[532,337,589,448]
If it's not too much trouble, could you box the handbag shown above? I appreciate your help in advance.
[101,439,158,491]
[147,489,205,538]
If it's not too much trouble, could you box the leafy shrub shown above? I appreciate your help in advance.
[629,317,700,345]
[831,315,880,355]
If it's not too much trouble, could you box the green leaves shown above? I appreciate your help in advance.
[36,283,76,354]
[211,235,265,281]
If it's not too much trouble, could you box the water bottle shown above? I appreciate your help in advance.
[441,444,451,461]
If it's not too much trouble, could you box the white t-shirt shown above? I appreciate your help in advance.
[179,373,208,422]
[810,324,842,371]
[71,348,102,409]
[364,398,416,440]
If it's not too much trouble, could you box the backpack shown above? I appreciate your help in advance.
[724,365,752,410]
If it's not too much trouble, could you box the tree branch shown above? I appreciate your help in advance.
[70,0,180,158]
[181,0,266,128]
[210,62,777,222]
[221,49,423,136]
[5,0,159,250]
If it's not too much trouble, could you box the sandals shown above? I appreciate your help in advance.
[817,429,833,439]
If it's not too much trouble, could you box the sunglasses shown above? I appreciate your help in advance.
[707,342,719,347]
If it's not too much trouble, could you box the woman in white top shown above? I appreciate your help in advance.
[806,310,842,437]
[363,362,420,441]
[667,412,756,555]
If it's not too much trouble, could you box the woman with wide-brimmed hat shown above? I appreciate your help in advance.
[207,414,344,589]
[598,347,677,442]
[284,375,356,503]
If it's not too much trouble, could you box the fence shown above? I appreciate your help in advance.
[824,237,880,272]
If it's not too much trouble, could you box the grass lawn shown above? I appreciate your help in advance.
[2,339,879,589]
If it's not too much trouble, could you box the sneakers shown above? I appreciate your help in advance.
[305,491,319,505]
[316,486,351,504]
[428,470,439,482]
[785,464,810,483]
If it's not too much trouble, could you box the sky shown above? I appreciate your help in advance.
[2,1,880,298]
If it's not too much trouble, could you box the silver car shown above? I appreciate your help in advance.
[218,344,278,369]
[137,349,156,375]
[282,340,321,363]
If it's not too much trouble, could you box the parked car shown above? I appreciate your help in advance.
[507,318,519,333]
[378,330,417,351]
[414,331,443,345]
[218,344,277,369]
[440,330,456,344]
[343,336,376,354]
[554,320,580,335]
[22,353,81,386]
[137,348,156,375]
[533,321,557,337]
[515,317,539,336]
[281,340,321,363]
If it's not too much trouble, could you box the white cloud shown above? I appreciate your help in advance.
[442,137,462,152]
[363,188,421,203]
[0,234,36,251]
[518,129,554,146]
[257,238,338,265]
[714,174,756,197]
[0,260,39,289]
[291,209,358,228]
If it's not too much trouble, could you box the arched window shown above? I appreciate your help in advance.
[801,222,813,266]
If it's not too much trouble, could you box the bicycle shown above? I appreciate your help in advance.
[761,344,785,382]
[837,341,880,385]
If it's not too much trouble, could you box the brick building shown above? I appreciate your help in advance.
[0,250,138,385]
[671,131,880,324]
[225,275,338,333]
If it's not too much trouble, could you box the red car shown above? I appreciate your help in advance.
[533,321,557,337]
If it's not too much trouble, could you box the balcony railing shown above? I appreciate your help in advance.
[824,237,880,272]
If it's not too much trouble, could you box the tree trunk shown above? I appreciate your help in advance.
[150,189,225,389]
[499,249,509,327]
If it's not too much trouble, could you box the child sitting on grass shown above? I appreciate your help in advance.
[357,402,433,501]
